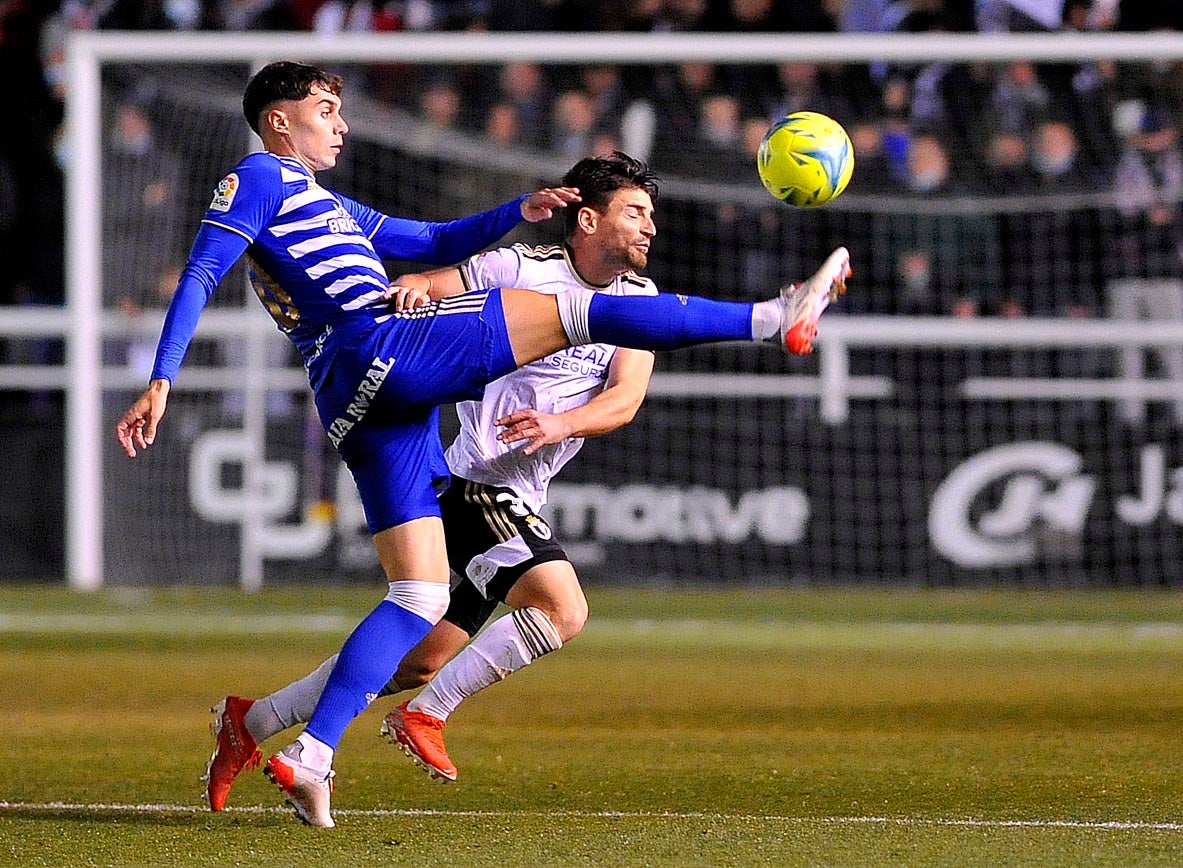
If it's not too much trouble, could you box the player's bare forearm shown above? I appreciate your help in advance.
[554,379,646,437]
[496,349,653,452]
[115,378,170,458]
[559,348,653,437]
[495,388,639,454]
[386,267,465,310]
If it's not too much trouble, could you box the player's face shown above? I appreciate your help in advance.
[277,85,348,172]
[595,187,656,272]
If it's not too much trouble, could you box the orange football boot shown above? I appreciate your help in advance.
[203,696,261,811]
[380,702,458,782]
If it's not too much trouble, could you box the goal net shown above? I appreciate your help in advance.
[74,33,1183,587]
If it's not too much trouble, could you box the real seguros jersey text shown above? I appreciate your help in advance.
[446,243,657,511]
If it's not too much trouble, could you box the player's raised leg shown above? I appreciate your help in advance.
[497,246,851,366]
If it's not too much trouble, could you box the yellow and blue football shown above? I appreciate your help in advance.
[757,111,854,207]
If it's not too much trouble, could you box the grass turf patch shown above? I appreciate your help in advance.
[1,586,1182,866]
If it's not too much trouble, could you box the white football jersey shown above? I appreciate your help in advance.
[445,243,657,511]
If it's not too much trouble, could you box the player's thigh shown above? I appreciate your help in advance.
[373,517,450,585]
[352,291,521,408]
[499,287,570,365]
[503,559,588,641]
[440,479,570,603]
[340,414,451,583]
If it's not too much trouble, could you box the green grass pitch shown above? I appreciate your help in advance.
[1,586,1182,866]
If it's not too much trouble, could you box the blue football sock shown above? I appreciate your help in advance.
[586,293,755,350]
[304,600,433,749]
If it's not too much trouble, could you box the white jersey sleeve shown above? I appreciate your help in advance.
[460,246,524,293]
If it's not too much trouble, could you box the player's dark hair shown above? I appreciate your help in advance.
[561,151,659,236]
[242,61,344,135]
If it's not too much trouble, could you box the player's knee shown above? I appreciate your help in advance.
[546,594,588,642]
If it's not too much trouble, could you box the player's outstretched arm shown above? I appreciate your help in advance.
[362,187,579,268]
[115,378,170,458]
[385,234,538,310]
[496,348,654,455]
[113,220,255,458]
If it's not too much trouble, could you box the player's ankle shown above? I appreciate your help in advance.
[751,298,783,341]
[294,732,335,774]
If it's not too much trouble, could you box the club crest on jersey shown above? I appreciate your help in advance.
[525,514,553,540]
[209,173,239,212]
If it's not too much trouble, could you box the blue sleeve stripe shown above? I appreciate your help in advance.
[201,219,253,243]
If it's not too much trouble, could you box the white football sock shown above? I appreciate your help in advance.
[751,297,782,340]
[385,579,450,624]
[555,286,595,345]
[294,731,335,774]
[244,655,339,744]
[408,607,562,721]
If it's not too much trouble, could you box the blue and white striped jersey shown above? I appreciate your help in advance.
[201,153,389,359]
[151,150,526,387]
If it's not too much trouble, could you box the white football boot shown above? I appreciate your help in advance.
[779,246,852,354]
[264,742,335,829]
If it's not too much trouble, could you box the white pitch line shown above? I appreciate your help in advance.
[0,802,1180,831]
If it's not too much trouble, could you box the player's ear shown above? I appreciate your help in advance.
[266,107,289,136]
[576,205,598,235]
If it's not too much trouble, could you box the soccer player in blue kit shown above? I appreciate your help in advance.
[115,61,852,828]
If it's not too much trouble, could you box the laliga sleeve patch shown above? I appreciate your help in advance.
[209,173,240,212]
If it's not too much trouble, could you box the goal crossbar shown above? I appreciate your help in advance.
[68,30,1183,64]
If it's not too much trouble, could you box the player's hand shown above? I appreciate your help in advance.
[495,408,572,455]
[520,187,580,223]
[384,282,432,311]
[115,379,170,458]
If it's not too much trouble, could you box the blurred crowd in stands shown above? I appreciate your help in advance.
[4,0,1182,580]
[2,0,1183,318]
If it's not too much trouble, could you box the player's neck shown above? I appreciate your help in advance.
[264,140,317,176]
[565,241,618,288]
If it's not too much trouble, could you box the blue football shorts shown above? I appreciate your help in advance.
[312,289,517,535]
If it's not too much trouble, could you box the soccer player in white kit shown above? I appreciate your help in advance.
[204,152,663,802]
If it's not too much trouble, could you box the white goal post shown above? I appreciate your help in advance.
[50,30,1183,590]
